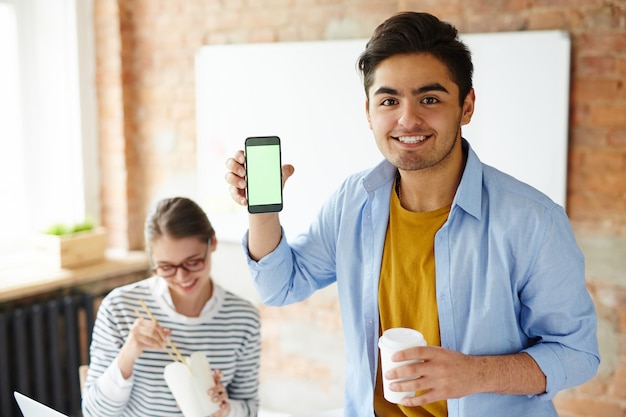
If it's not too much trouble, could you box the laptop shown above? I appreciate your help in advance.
[14,392,68,417]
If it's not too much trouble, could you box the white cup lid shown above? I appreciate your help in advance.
[378,327,427,350]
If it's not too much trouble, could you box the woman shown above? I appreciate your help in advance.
[82,197,260,417]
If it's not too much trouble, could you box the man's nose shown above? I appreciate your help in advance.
[397,103,425,128]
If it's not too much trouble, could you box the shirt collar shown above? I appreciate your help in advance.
[455,138,483,220]
[362,158,397,193]
[150,276,220,317]
[361,138,484,220]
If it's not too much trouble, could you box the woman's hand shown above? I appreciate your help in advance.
[117,316,171,379]
[209,369,231,417]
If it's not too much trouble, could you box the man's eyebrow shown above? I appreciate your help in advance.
[372,83,450,96]
[372,86,398,96]
[413,83,449,95]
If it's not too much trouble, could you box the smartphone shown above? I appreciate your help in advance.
[244,136,283,213]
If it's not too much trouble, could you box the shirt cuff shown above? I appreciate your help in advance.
[226,399,247,417]
[241,228,286,268]
[522,344,563,400]
[96,357,134,400]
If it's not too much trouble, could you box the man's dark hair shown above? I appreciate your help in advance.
[357,12,473,105]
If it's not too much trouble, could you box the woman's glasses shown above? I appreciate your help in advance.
[151,242,210,278]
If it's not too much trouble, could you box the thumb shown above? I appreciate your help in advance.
[212,368,223,385]
[281,164,295,188]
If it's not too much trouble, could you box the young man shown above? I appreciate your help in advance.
[225,12,599,417]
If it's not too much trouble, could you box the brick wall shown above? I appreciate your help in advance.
[93,0,626,415]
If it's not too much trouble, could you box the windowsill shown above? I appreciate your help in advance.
[0,249,150,303]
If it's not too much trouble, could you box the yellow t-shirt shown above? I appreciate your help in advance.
[374,183,449,417]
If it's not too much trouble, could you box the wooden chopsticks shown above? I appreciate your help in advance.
[135,300,191,372]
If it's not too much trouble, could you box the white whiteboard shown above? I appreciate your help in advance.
[195,31,570,242]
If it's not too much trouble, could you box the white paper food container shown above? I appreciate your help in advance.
[164,351,220,417]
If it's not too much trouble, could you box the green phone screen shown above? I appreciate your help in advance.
[245,141,282,210]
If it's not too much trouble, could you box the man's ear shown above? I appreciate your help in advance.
[461,89,475,126]
[365,99,372,129]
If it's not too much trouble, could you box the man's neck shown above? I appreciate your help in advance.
[396,144,466,213]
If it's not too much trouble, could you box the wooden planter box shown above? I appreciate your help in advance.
[38,227,107,268]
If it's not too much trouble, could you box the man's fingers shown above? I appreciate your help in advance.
[225,156,246,178]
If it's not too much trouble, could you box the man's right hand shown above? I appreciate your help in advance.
[224,150,248,207]
[224,150,295,207]
[224,150,295,260]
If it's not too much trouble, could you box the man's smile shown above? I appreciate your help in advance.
[394,135,429,144]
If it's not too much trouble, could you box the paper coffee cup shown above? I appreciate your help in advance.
[164,351,220,417]
[378,328,427,403]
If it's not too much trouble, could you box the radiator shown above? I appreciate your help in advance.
[0,293,95,417]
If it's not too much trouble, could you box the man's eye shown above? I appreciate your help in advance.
[421,97,439,105]
[381,98,397,106]
[159,265,175,272]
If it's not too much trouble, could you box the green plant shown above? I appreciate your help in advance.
[45,219,95,236]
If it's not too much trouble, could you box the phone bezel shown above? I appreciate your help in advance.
[244,136,283,213]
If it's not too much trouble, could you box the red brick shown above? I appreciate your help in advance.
[570,127,610,148]
[608,128,626,147]
[241,9,291,28]
[570,102,592,127]
[533,0,603,6]
[608,359,626,396]
[249,28,279,43]
[568,147,585,170]
[464,13,529,33]
[617,57,626,74]
[582,171,626,197]
[619,310,626,335]
[574,55,618,78]
[582,148,626,173]
[556,396,625,417]
[464,0,529,14]
[575,377,608,397]
[571,79,626,102]
[94,0,119,18]
[577,33,626,58]
[567,193,626,221]
[400,0,463,20]
[527,9,568,30]
[590,103,626,127]
[576,4,626,31]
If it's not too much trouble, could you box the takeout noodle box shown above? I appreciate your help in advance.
[164,351,219,417]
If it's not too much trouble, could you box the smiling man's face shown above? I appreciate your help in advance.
[366,52,474,173]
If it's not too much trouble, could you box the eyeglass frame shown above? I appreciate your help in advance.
[150,240,211,278]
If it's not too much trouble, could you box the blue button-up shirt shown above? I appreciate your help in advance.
[244,140,599,417]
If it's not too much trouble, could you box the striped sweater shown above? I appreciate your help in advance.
[82,277,260,417]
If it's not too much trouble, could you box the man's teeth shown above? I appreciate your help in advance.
[398,135,427,144]
[180,281,194,288]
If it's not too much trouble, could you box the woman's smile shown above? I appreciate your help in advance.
[175,277,199,291]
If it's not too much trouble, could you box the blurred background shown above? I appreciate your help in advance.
[0,1,624,416]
